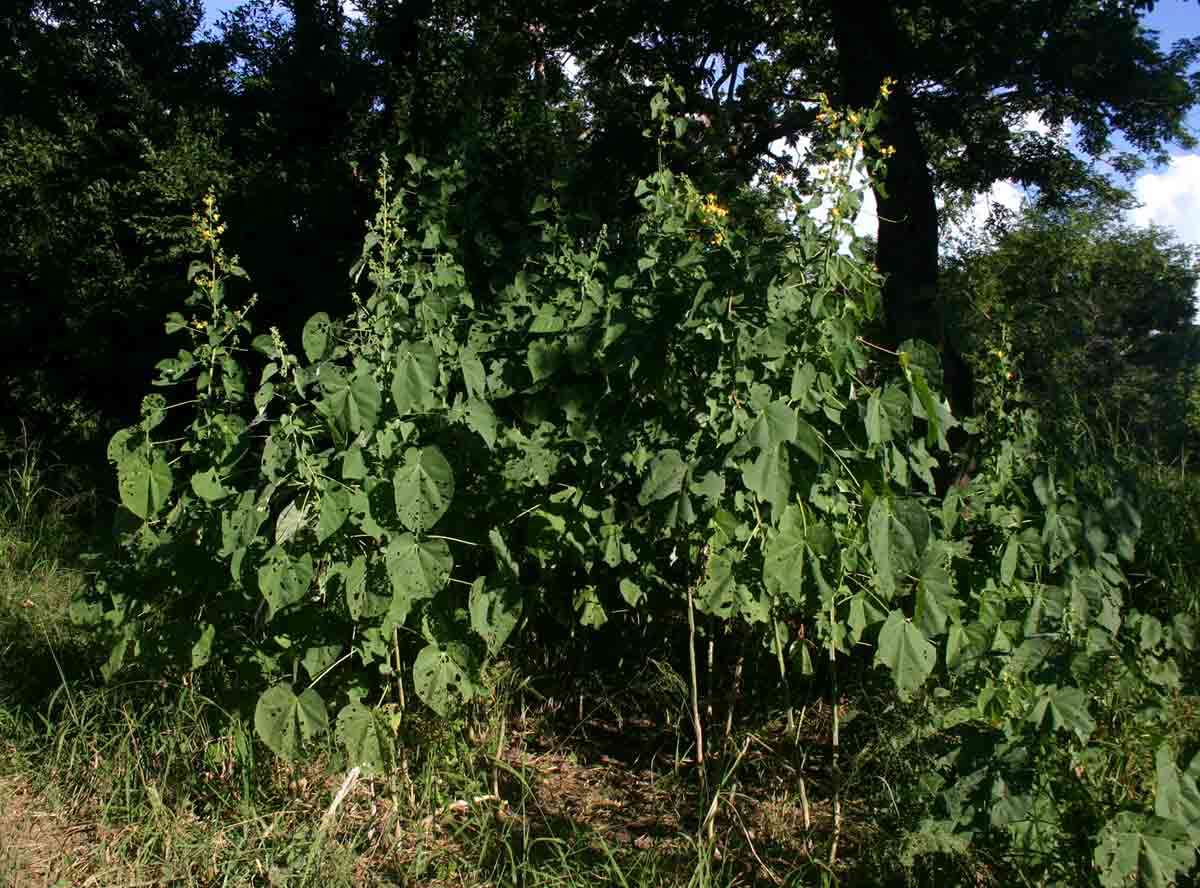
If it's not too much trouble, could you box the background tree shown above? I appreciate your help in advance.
[0,0,231,438]
[944,204,1200,454]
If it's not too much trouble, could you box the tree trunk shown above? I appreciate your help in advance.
[829,0,973,421]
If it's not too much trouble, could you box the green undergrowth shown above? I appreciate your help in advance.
[2,419,1200,886]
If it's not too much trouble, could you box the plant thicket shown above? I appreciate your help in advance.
[74,84,1199,887]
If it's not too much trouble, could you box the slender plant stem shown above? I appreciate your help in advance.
[829,615,842,868]
[686,580,707,783]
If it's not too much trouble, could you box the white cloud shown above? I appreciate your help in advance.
[1130,153,1200,248]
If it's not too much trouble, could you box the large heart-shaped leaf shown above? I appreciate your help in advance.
[116,451,173,519]
[319,365,381,439]
[393,446,454,532]
[254,683,329,760]
[258,550,314,620]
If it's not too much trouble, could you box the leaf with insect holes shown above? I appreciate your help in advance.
[393,446,454,532]
[342,555,389,622]
[335,701,391,777]
[258,550,314,620]
[254,683,329,760]
[469,578,522,656]
[301,644,343,682]
[413,643,481,716]
[302,312,333,362]
[384,534,452,624]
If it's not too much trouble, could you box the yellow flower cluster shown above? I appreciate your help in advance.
[700,192,728,220]
[879,76,895,99]
[193,190,227,244]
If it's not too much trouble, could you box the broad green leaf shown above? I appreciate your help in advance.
[318,484,350,544]
[763,505,806,604]
[319,366,381,438]
[258,551,314,620]
[639,449,689,504]
[342,555,388,621]
[1001,535,1020,586]
[1026,685,1094,740]
[489,528,520,579]
[739,399,797,453]
[868,497,895,599]
[335,701,391,777]
[1155,745,1200,837]
[527,340,561,383]
[302,644,343,681]
[875,610,935,698]
[140,394,167,431]
[891,498,930,568]
[385,534,452,623]
[637,449,697,528]
[254,684,329,760]
[460,348,486,399]
[117,451,173,519]
[302,312,332,362]
[275,499,307,545]
[413,643,481,716]
[191,624,216,670]
[191,468,229,503]
[574,587,608,627]
[695,551,738,618]
[742,444,791,514]
[107,426,142,464]
[1095,812,1196,888]
[915,565,957,636]
[619,579,644,608]
[791,361,817,406]
[464,397,497,448]
[342,445,366,480]
[391,341,440,415]
[393,446,454,532]
[866,390,885,445]
[469,579,522,655]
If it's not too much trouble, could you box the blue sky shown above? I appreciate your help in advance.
[199,0,1200,248]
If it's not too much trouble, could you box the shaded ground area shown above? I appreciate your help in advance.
[0,696,864,887]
